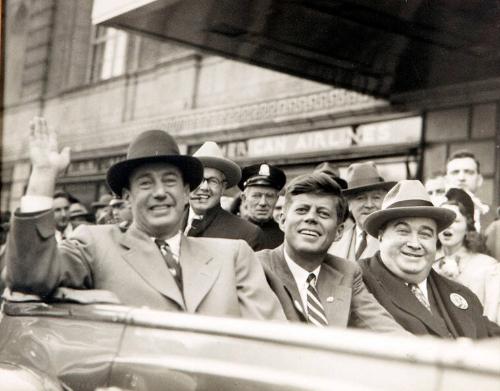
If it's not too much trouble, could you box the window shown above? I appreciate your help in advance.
[90,26,128,82]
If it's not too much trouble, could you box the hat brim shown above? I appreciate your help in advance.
[364,206,456,238]
[107,155,203,196]
[343,181,397,196]
[196,156,242,188]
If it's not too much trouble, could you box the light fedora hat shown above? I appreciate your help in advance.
[364,180,456,237]
[342,161,396,196]
[107,130,203,196]
[193,141,242,188]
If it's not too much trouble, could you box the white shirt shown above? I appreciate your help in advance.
[283,248,321,315]
[355,225,365,253]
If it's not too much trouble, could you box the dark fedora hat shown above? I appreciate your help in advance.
[342,161,396,196]
[364,180,456,238]
[238,163,286,191]
[107,130,203,196]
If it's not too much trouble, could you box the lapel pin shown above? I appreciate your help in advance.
[326,296,334,303]
[450,293,468,310]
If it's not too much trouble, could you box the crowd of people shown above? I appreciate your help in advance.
[2,116,500,340]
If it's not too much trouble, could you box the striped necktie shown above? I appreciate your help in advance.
[155,239,183,291]
[355,230,367,260]
[306,273,328,327]
[409,283,431,312]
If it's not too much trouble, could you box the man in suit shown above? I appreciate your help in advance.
[5,117,285,321]
[360,180,500,338]
[329,161,396,261]
[186,141,265,251]
[239,163,287,249]
[257,172,407,332]
[53,191,73,242]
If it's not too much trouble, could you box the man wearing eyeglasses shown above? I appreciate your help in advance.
[186,142,265,251]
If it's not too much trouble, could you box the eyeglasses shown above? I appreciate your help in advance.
[201,177,225,187]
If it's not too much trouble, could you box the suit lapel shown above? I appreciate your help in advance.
[317,259,351,326]
[370,256,450,337]
[119,224,185,309]
[270,247,307,320]
[428,271,477,338]
[181,236,222,313]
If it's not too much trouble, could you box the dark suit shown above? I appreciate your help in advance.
[360,253,500,338]
[5,209,286,321]
[257,245,406,333]
[250,218,284,249]
[187,204,265,251]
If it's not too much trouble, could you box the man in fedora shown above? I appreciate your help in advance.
[239,163,286,249]
[329,161,396,261]
[185,142,265,250]
[258,172,407,333]
[360,180,500,338]
[5,117,285,320]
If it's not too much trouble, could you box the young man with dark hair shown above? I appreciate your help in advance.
[257,172,406,332]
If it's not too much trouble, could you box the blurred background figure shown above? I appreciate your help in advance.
[272,194,285,223]
[0,211,11,296]
[69,203,95,228]
[110,197,133,227]
[424,171,447,206]
[434,188,500,323]
[91,194,113,224]
[445,150,490,231]
[484,208,500,261]
[53,191,74,242]
[313,161,348,190]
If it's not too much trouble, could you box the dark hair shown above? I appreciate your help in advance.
[441,199,488,254]
[446,149,481,174]
[283,172,348,223]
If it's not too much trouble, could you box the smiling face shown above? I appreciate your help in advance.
[438,204,467,252]
[189,167,226,215]
[379,217,438,284]
[348,189,387,228]
[123,162,189,239]
[281,193,343,265]
[243,186,279,223]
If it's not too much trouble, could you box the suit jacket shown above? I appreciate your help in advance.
[360,253,500,339]
[6,209,286,321]
[257,245,406,333]
[250,218,284,250]
[328,222,379,261]
[187,205,265,251]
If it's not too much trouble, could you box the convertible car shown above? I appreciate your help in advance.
[0,288,499,391]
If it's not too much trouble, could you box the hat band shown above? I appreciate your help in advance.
[386,199,434,209]
[348,177,384,188]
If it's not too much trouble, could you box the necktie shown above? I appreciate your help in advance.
[409,283,431,312]
[155,239,183,291]
[306,273,328,327]
[355,230,367,260]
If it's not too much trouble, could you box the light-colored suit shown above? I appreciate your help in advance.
[6,209,285,320]
[328,221,379,261]
[257,245,406,333]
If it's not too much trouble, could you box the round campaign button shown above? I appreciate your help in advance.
[450,293,468,310]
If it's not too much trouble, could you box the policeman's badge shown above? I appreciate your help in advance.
[450,293,468,310]
[259,164,271,176]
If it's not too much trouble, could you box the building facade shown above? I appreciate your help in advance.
[2,0,499,225]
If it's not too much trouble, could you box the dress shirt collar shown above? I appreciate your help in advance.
[283,248,321,313]
[152,231,182,262]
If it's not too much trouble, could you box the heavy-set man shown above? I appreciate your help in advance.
[6,117,285,321]
[360,180,500,338]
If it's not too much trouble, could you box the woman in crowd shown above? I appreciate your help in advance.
[434,188,500,323]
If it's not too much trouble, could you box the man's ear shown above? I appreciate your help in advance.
[183,184,190,206]
[278,210,286,232]
[122,189,130,201]
[334,223,344,242]
[477,174,484,189]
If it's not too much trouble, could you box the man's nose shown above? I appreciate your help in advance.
[304,209,318,223]
[258,195,268,205]
[406,233,422,249]
[152,183,167,197]
[199,179,210,190]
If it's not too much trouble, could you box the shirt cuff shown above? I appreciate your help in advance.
[20,195,53,213]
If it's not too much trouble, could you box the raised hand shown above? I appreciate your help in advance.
[29,116,71,174]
